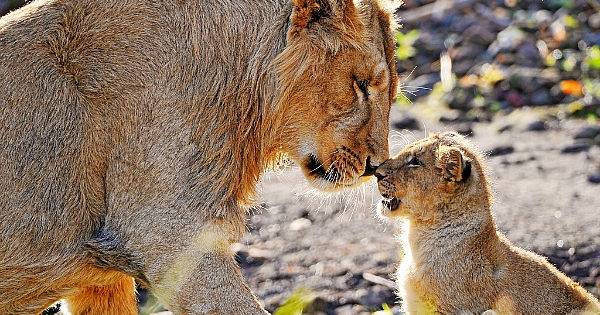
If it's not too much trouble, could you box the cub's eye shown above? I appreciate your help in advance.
[407,157,423,168]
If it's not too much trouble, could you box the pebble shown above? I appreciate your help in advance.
[588,163,600,184]
[463,24,497,47]
[526,120,546,131]
[289,217,312,231]
[561,142,590,154]
[530,89,553,106]
[488,145,515,157]
[392,116,420,130]
[589,12,600,29]
[574,126,600,140]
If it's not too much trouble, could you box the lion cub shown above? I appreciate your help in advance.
[375,131,600,315]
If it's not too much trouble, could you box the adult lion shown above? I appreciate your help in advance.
[0,0,399,314]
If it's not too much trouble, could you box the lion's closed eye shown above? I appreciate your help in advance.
[353,79,370,100]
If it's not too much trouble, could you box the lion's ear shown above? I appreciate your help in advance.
[436,145,471,184]
[290,0,359,32]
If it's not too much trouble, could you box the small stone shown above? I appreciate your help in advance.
[505,91,526,107]
[392,116,420,130]
[289,217,312,231]
[439,110,461,123]
[527,120,546,131]
[561,143,590,154]
[588,162,600,184]
[451,45,487,62]
[574,126,600,140]
[530,89,553,106]
[488,145,515,157]
[493,26,526,52]
[517,40,542,67]
[455,123,474,137]
[463,24,497,47]
[589,12,600,29]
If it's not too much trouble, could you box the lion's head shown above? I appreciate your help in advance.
[273,0,399,191]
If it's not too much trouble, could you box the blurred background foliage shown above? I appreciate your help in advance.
[394,0,600,123]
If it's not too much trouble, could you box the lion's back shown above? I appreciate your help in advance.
[0,0,170,296]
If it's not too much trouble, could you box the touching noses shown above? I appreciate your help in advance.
[362,156,390,181]
[374,169,386,181]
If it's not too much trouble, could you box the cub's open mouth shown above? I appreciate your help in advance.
[382,197,401,211]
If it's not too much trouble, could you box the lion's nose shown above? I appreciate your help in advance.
[361,157,378,177]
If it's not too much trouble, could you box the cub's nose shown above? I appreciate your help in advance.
[374,160,389,180]
[374,170,386,181]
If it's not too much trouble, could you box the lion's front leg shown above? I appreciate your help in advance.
[145,223,268,315]
[154,250,268,315]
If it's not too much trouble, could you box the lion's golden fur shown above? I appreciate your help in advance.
[0,0,399,313]
[376,132,600,315]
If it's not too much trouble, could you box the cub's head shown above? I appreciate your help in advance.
[375,132,492,220]
[274,0,400,191]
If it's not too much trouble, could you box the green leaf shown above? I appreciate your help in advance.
[273,288,315,315]
[586,46,600,70]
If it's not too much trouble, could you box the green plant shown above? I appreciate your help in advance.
[585,46,600,70]
[395,30,419,61]
[273,288,315,315]
[138,293,167,315]
[372,303,395,315]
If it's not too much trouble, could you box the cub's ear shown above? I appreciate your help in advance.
[436,145,471,183]
[290,0,358,33]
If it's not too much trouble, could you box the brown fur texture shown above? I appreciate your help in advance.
[0,0,399,313]
[376,132,600,315]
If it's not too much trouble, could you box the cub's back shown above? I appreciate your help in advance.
[495,235,600,315]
